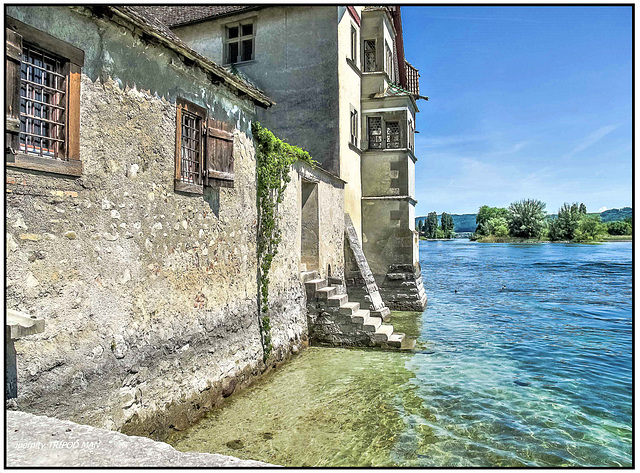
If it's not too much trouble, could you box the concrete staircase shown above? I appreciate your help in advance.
[302,270,414,350]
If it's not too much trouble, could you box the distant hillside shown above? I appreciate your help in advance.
[416,207,631,233]
[547,207,632,223]
[600,207,632,222]
[415,214,478,233]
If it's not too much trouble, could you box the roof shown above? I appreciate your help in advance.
[142,6,259,28]
[106,6,273,108]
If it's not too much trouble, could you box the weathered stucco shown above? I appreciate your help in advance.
[173,6,341,175]
[5,5,346,442]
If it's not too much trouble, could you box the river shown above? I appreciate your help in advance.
[168,240,632,467]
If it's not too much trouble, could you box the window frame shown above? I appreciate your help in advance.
[363,38,377,73]
[224,20,256,65]
[349,105,358,148]
[175,98,207,194]
[5,17,84,177]
[350,25,357,63]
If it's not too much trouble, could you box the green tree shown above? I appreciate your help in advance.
[476,205,508,236]
[507,199,547,238]
[575,215,605,241]
[606,220,632,236]
[549,202,585,241]
[441,212,455,238]
[487,217,509,237]
[425,212,438,239]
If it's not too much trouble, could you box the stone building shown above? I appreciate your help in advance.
[4,5,425,442]
[148,5,427,311]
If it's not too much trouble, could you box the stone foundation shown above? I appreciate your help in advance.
[377,264,427,312]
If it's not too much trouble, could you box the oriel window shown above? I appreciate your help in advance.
[386,121,400,149]
[364,40,376,72]
[368,117,382,149]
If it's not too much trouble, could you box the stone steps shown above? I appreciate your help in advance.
[302,271,411,351]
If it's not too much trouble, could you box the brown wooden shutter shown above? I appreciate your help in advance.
[204,118,235,188]
[6,28,22,160]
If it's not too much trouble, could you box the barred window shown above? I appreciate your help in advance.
[6,18,84,177]
[364,40,376,72]
[386,121,400,149]
[368,117,382,149]
[175,98,206,194]
[179,110,203,185]
[19,44,66,159]
[225,21,255,64]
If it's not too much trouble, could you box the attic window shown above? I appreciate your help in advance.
[225,21,254,64]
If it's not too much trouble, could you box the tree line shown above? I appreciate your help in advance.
[416,212,455,239]
[472,200,632,242]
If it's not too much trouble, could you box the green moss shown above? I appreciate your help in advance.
[252,122,317,362]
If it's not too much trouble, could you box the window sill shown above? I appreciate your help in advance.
[348,142,362,155]
[346,58,362,77]
[6,153,82,177]
[224,59,256,67]
[174,179,203,195]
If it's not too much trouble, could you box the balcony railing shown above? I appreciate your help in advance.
[404,61,420,96]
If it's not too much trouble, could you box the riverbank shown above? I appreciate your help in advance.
[6,410,273,467]
[473,236,631,243]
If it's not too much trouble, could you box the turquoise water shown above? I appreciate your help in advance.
[169,240,632,467]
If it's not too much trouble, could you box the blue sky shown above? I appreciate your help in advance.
[402,6,632,216]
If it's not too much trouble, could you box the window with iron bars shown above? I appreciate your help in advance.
[179,109,203,185]
[19,43,66,159]
[363,40,376,72]
[175,98,207,194]
[6,18,84,177]
[368,117,382,149]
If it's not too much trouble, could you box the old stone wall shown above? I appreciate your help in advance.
[4,6,313,442]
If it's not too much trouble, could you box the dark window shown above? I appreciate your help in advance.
[364,40,376,72]
[225,21,255,64]
[368,117,382,149]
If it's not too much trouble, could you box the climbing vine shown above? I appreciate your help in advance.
[252,122,316,361]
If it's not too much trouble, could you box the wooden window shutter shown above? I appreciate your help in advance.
[6,28,22,160]
[204,118,235,188]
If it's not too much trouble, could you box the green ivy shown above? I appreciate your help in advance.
[252,122,316,362]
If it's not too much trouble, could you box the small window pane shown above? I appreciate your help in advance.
[228,42,239,63]
[242,23,253,36]
[228,26,239,39]
[241,39,253,62]
[368,117,382,149]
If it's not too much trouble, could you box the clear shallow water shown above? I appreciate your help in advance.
[168,240,632,467]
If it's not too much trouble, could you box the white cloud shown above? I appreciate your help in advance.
[598,206,608,212]
[563,124,619,158]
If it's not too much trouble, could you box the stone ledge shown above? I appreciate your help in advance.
[6,410,275,467]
